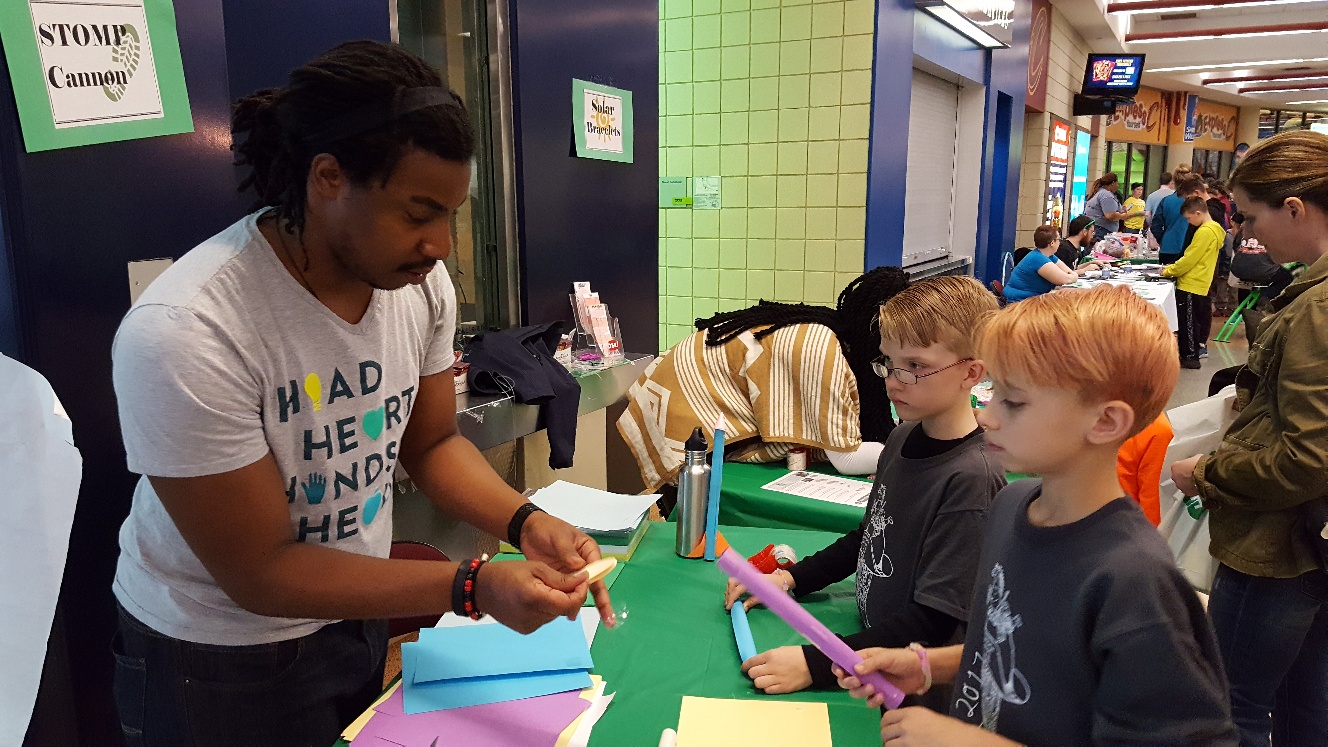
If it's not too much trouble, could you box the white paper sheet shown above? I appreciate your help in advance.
[760,471,872,507]
[569,688,615,747]
[529,480,660,533]
[0,356,82,745]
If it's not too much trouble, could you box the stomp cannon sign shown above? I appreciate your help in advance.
[0,0,192,151]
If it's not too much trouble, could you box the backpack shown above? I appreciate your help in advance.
[1229,237,1282,285]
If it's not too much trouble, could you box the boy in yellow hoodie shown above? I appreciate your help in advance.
[1163,195,1224,369]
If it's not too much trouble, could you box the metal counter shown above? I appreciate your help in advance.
[454,353,653,451]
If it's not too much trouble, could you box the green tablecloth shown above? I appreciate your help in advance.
[337,522,880,745]
[715,462,869,534]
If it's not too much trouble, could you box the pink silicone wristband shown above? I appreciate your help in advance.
[908,643,932,696]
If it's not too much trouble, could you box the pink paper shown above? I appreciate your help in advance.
[355,687,592,746]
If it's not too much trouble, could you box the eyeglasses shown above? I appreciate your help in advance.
[871,357,974,384]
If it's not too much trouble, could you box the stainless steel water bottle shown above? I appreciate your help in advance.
[676,427,711,556]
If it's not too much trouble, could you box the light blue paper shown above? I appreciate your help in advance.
[412,616,593,682]
[401,645,592,714]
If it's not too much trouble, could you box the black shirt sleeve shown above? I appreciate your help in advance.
[1089,562,1238,745]
[1056,240,1078,268]
[801,602,961,689]
[785,446,893,597]
[785,519,863,598]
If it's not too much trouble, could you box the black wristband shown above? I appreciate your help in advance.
[450,560,471,616]
[507,502,545,550]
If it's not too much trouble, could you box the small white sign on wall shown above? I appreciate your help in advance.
[31,1,164,129]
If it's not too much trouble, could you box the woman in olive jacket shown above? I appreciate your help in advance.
[1172,130,1328,747]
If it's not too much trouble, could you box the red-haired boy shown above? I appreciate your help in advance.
[836,285,1236,746]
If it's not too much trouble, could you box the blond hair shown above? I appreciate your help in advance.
[1230,130,1328,213]
[977,285,1177,438]
[879,276,999,359]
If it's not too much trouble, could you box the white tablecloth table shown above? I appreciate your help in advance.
[1063,270,1179,332]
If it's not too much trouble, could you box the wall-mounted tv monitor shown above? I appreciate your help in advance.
[1082,54,1145,96]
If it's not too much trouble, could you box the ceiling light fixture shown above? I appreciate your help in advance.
[1286,98,1328,104]
[1126,21,1328,44]
[1203,71,1328,85]
[1150,57,1328,73]
[1239,82,1328,93]
[1108,0,1319,13]
[914,0,1010,48]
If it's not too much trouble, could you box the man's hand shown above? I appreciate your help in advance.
[1171,454,1203,496]
[518,511,615,625]
[472,560,587,634]
[833,647,925,708]
[880,707,1019,746]
[742,646,813,694]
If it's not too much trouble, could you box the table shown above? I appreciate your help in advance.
[337,523,882,745]
[1065,271,1178,332]
[715,462,868,534]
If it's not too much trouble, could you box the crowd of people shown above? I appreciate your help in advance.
[96,36,1328,746]
[730,131,1328,747]
[1005,158,1284,371]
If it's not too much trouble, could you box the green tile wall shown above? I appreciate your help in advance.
[658,0,874,350]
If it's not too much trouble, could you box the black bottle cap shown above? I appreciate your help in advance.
[684,426,708,453]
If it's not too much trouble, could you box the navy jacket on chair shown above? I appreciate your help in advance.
[464,322,581,469]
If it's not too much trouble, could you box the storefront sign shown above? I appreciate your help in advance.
[1069,129,1091,217]
[1183,94,1200,142]
[1046,118,1071,229]
[1025,0,1051,113]
[0,0,192,152]
[1188,99,1239,151]
[1104,86,1167,145]
[573,78,634,164]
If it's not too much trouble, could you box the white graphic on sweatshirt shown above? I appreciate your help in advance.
[856,482,895,621]
[974,563,1030,731]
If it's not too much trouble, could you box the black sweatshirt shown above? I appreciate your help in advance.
[951,481,1237,745]
[786,422,1005,689]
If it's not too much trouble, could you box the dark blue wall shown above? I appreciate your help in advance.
[1,2,395,742]
[864,0,1029,282]
[508,0,659,352]
[0,1,243,742]
[222,1,393,103]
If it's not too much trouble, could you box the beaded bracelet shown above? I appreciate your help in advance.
[907,642,932,696]
[461,558,487,620]
[450,559,472,617]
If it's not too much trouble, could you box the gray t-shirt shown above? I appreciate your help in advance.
[112,211,456,645]
[1084,189,1123,233]
[950,480,1237,745]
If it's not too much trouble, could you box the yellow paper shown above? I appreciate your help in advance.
[554,675,604,747]
[340,681,402,741]
[674,696,831,747]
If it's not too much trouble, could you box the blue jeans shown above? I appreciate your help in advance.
[1209,564,1328,746]
[112,604,387,747]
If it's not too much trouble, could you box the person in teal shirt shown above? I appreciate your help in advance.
[1154,173,1207,264]
[1004,225,1096,302]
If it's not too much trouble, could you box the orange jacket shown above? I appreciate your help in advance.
[1117,414,1174,526]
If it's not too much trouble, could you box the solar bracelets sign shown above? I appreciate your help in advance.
[573,78,634,164]
[0,0,193,152]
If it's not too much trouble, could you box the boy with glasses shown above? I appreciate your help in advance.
[836,286,1235,746]
[724,277,1006,702]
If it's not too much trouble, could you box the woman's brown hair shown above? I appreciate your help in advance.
[1229,130,1328,213]
[1089,172,1119,197]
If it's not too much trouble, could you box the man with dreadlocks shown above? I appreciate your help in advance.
[108,42,610,745]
